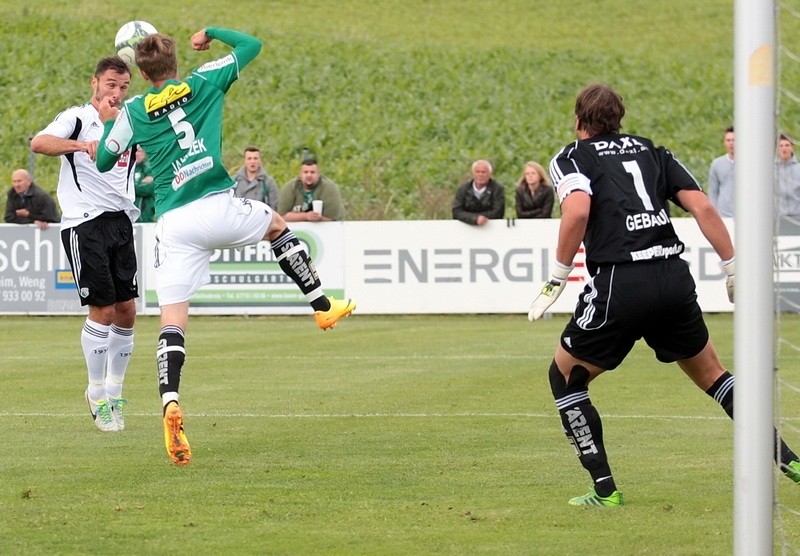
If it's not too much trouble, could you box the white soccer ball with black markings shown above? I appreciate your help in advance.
[115,20,158,67]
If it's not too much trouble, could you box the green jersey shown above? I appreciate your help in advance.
[97,28,261,219]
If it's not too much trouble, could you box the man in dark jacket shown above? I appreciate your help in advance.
[5,169,60,230]
[452,159,505,225]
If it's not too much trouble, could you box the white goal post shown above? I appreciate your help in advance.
[733,0,775,553]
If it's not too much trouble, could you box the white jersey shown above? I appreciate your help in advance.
[36,102,139,229]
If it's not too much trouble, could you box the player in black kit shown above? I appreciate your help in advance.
[529,83,800,506]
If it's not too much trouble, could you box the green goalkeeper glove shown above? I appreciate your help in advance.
[528,261,574,321]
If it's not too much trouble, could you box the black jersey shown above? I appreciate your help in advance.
[549,133,702,273]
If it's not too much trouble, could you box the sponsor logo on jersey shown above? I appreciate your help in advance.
[171,156,214,190]
[144,83,192,120]
[197,54,235,73]
[117,150,131,168]
[630,243,684,261]
[590,135,647,156]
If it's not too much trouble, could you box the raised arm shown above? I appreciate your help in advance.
[199,27,262,69]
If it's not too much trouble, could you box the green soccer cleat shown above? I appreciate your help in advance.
[568,487,623,507]
[783,461,800,484]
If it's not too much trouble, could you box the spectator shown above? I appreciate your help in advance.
[278,158,345,221]
[4,169,61,230]
[708,125,735,217]
[515,161,554,219]
[233,145,279,210]
[452,159,506,225]
[776,133,800,218]
[133,147,156,223]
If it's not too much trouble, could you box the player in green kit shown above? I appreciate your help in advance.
[96,27,355,466]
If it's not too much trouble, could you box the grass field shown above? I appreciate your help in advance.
[3,313,800,554]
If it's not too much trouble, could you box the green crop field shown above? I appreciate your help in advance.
[2,0,797,220]
[2,313,800,554]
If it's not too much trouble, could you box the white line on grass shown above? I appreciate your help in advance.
[4,354,554,361]
[0,411,765,420]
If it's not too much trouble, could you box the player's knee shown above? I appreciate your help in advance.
[114,299,137,327]
[265,215,287,241]
[549,360,567,398]
[549,360,591,399]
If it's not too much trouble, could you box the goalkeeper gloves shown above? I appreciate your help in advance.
[528,261,574,321]
[719,256,735,303]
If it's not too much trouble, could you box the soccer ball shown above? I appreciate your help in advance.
[114,20,158,66]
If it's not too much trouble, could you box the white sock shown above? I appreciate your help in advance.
[82,318,110,401]
[105,324,134,399]
[162,392,179,409]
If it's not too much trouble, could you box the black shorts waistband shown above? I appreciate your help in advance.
[95,211,127,219]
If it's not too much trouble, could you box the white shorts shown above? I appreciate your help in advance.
[154,189,273,305]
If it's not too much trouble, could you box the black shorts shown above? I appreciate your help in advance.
[560,257,709,370]
[61,212,139,307]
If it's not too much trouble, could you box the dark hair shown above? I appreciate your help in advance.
[781,133,794,145]
[95,56,131,78]
[725,125,735,134]
[575,83,625,136]
[244,145,261,154]
[136,33,178,82]
[301,158,318,167]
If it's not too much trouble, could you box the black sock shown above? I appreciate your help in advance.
[558,402,617,496]
[551,362,617,495]
[270,228,329,311]
[705,372,734,418]
[310,296,331,312]
[594,476,617,497]
[779,440,799,468]
[157,326,185,400]
[706,372,799,467]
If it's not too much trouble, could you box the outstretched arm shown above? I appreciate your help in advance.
[675,189,734,261]
[676,188,735,302]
